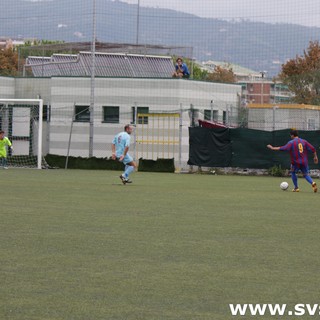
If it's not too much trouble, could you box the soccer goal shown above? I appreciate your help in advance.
[0,99,45,169]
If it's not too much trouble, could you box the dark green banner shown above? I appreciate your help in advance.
[188,127,232,167]
[188,127,320,169]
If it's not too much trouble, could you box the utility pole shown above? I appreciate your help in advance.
[136,0,140,45]
[89,0,96,157]
[260,71,267,105]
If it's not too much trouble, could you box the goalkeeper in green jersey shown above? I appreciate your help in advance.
[0,130,13,169]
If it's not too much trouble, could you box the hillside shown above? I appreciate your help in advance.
[2,0,320,75]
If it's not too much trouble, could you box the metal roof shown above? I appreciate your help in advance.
[25,56,59,77]
[25,52,175,78]
[201,60,260,77]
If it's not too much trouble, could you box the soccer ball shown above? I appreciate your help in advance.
[280,181,289,191]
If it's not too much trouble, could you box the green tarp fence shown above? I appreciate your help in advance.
[188,127,320,169]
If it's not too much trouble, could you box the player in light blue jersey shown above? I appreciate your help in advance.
[112,124,137,184]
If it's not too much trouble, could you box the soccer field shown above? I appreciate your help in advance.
[1,169,320,320]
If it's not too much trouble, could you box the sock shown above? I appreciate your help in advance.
[291,171,298,188]
[304,175,313,184]
[124,165,134,179]
[122,165,128,178]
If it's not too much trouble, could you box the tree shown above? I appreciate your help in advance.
[279,40,320,105]
[192,64,208,80]
[0,48,19,76]
[0,40,66,76]
[206,65,236,83]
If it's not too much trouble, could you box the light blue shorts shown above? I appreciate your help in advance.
[118,154,133,165]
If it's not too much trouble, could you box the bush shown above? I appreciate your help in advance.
[138,158,175,173]
[45,155,175,172]
[45,154,123,170]
[268,165,286,177]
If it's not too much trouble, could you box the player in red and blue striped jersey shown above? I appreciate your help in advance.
[267,129,318,192]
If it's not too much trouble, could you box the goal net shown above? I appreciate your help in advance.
[0,99,45,169]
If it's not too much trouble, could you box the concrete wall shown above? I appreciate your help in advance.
[0,77,15,98]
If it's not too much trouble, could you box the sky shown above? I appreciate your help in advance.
[120,0,320,28]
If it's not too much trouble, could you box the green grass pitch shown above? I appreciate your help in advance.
[1,169,320,320]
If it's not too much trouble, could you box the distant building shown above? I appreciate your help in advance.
[199,60,293,104]
[0,37,26,50]
[200,60,261,81]
[239,80,293,105]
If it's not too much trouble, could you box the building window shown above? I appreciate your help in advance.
[74,105,90,122]
[7,104,50,122]
[34,105,50,121]
[204,109,211,120]
[132,106,149,124]
[103,106,119,123]
[204,109,218,121]
[42,105,50,121]
[223,111,227,124]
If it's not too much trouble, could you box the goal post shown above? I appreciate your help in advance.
[0,98,44,169]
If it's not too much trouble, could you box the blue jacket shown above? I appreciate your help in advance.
[175,63,190,77]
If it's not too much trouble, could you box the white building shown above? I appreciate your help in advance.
[0,71,241,168]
